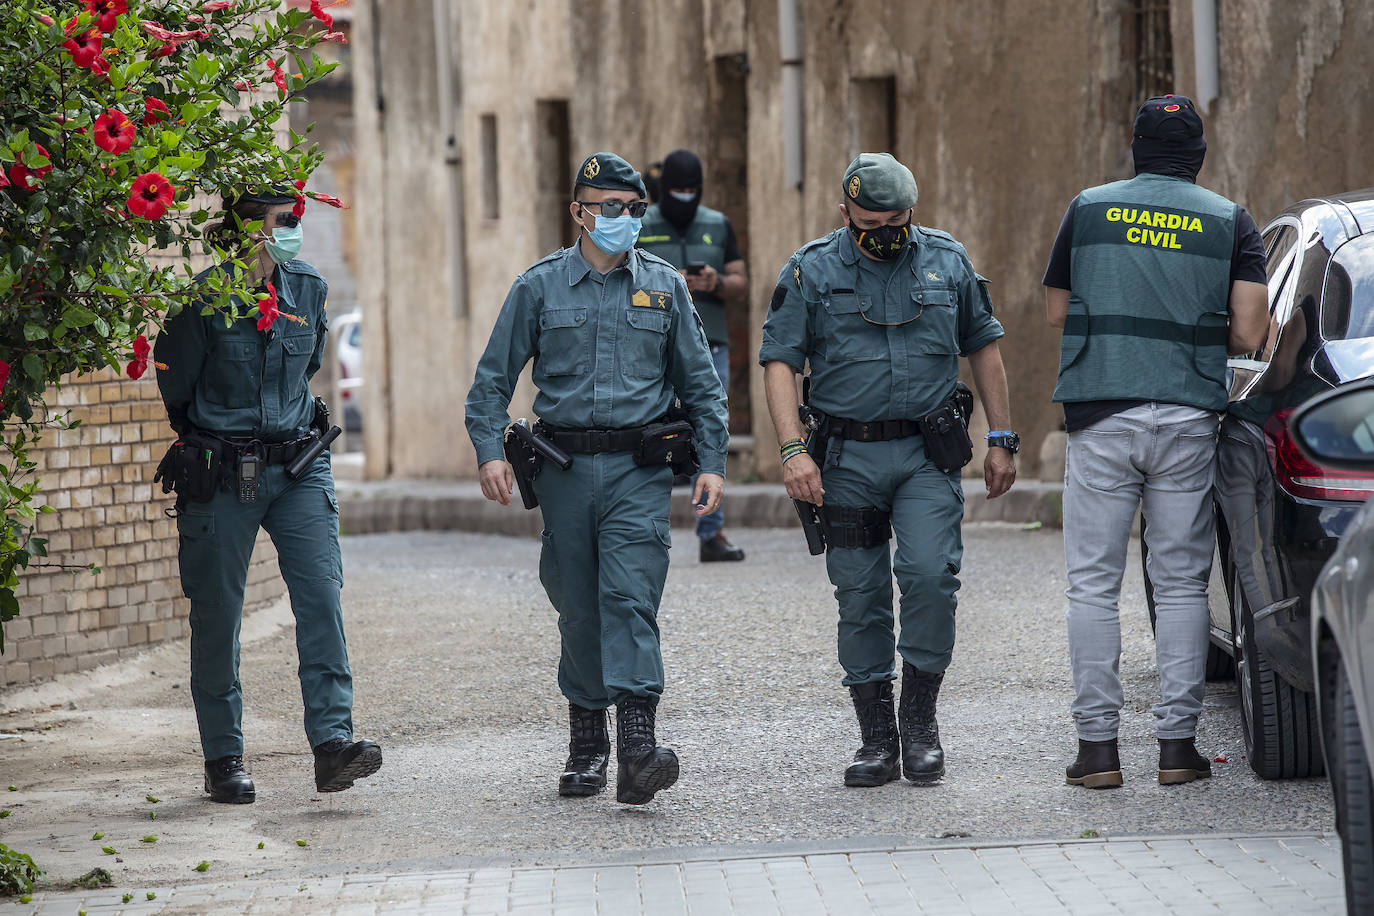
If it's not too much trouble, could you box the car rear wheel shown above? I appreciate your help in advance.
[1333,658,1374,913]
[1231,568,1324,779]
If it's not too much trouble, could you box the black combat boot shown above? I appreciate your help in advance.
[845,681,901,787]
[1158,737,1212,785]
[204,755,255,804]
[898,663,946,785]
[559,704,610,797]
[699,533,745,562]
[615,697,679,805]
[1065,738,1123,789]
[313,737,383,793]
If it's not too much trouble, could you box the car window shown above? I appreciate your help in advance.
[1322,235,1374,341]
[346,323,361,348]
[1241,225,1300,362]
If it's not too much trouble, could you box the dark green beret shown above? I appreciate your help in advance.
[575,152,646,197]
[842,153,918,212]
[240,185,299,205]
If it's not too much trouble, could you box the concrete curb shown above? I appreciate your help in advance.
[335,478,1065,538]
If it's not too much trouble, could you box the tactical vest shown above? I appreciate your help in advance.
[1054,173,1237,411]
[637,203,731,345]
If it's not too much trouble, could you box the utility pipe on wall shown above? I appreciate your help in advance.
[1192,0,1219,112]
[779,0,804,191]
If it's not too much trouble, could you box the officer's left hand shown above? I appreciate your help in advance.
[684,265,719,294]
[984,448,1016,499]
[693,473,725,515]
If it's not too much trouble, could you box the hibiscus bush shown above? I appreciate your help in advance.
[0,0,346,653]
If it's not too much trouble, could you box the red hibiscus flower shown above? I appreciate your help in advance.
[62,21,104,69]
[292,179,307,218]
[36,13,55,25]
[126,334,151,379]
[93,108,135,154]
[307,192,348,209]
[266,57,287,96]
[309,0,333,29]
[84,0,127,33]
[142,96,170,127]
[127,171,176,219]
[256,281,279,331]
[0,168,10,190]
[202,0,235,10]
[0,358,8,409]
[320,30,347,44]
[9,144,52,189]
[149,41,175,58]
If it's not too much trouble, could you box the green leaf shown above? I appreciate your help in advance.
[22,323,46,342]
[194,861,210,872]
[141,835,158,844]
[101,846,117,855]
[62,305,98,327]
[216,84,241,107]
[21,355,42,384]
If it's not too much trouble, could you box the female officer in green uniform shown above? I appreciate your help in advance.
[154,189,381,803]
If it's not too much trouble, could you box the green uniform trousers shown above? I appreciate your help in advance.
[533,452,673,710]
[175,456,351,760]
[821,436,965,685]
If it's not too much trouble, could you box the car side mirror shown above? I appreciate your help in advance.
[1292,381,1374,470]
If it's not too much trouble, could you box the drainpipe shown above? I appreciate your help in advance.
[779,0,803,191]
[432,0,468,319]
[1192,0,1218,113]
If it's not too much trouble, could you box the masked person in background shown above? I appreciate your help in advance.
[637,149,749,562]
[1044,96,1267,788]
[154,188,382,804]
[465,153,728,805]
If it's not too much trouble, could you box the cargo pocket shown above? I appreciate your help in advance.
[176,507,217,600]
[325,490,343,584]
[910,286,959,355]
[652,516,672,550]
[539,529,565,613]
[281,332,315,402]
[623,308,671,377]
[821,292,884,362]
[537,308,589,377]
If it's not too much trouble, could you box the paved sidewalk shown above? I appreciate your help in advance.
[4,832,1343,915]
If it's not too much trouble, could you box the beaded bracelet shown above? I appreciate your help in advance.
[779,437,807,465]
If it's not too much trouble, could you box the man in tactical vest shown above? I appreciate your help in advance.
[1044,96,1267,789]
[762,153,1017,788]
[636,149,749,562]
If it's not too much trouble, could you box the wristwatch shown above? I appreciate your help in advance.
[985,430,1020,454]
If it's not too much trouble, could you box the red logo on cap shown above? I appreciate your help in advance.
[1164,104,1181,112]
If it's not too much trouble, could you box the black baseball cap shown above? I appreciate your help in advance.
[1133,95,1204,142]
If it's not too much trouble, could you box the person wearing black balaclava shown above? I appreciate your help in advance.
[637,149,750,562]
[1043,95,1268,791]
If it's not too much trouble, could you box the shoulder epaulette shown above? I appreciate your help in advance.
[277,259,325,281]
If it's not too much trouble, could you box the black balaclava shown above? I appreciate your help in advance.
[1130,94,1206,182]
[658,148,703,232]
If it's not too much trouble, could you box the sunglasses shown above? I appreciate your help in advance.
[576,199,648,219]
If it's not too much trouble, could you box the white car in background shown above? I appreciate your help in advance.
[332,309,362,433]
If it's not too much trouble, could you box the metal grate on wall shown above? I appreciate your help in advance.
[1134,1,1175,100]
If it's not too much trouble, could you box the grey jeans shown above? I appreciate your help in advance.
[1063,403,1219,741]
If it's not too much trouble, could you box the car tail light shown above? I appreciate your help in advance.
[338,358,350,379]
[1265,408,1374,501]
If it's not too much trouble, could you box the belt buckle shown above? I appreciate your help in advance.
[588,429,609,453]
[858,422,873,440]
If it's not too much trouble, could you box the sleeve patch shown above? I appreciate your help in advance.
[769,284,789,311]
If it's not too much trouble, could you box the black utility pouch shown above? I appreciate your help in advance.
[175,432,228,504]
[917,398,974,474]
[634,421,699,476]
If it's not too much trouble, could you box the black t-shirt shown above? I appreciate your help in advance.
[1043,192,1267,431]
[721,219,742,264]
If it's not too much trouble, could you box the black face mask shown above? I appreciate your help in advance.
[660,189,700,232]
[847,215,911,260]
[1131,135,1206,182]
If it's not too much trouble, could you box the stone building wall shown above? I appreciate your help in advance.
[0,372,280,688]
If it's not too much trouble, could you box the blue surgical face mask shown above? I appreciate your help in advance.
[265,225,304,263]
[587,212,641,255]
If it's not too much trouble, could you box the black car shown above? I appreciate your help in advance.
[1291,379,1374,913]
[1145,189,1374,779]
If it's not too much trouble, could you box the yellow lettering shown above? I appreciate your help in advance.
[1188,217,1203,232]
[1152,212,1167,228]
[1122,208,1138,223]
[1106,207,1122,222]
[1166,213,1182,230]
[1127,226,1143,243]
[1169,233,1183,249]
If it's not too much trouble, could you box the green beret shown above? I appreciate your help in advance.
[240,185,300,205]
[575,152,646,197]
[842,153,918,212]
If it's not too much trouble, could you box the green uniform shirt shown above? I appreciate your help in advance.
[465,241,730,475]
[635,203,734,345]
[759,226,1002,421]
[154,260,328,438]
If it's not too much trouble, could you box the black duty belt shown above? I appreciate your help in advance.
[223,436,313,465]
[543,426,644,454]
[819,415,921,442]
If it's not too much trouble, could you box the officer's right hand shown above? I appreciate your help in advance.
[479,459,515,506]
[783,453,824,506]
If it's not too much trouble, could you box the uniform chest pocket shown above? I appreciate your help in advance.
[537,308,589,377]
[821,291,885,363]
[909,286,959,356]
[623,308,671,378]
[206,335,262,408]
[281,332,315,401]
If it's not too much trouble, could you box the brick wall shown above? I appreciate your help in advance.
[0,369,285,688]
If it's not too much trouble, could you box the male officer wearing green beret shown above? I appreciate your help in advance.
[761,153,1017,788]
[465,152,729,805]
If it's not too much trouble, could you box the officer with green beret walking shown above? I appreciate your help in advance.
[465,152,729,805]
[155,188,382,803]
[636,149,749,562]
[761,153,1017,788]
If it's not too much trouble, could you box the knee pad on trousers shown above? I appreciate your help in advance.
[822,504,892,550]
